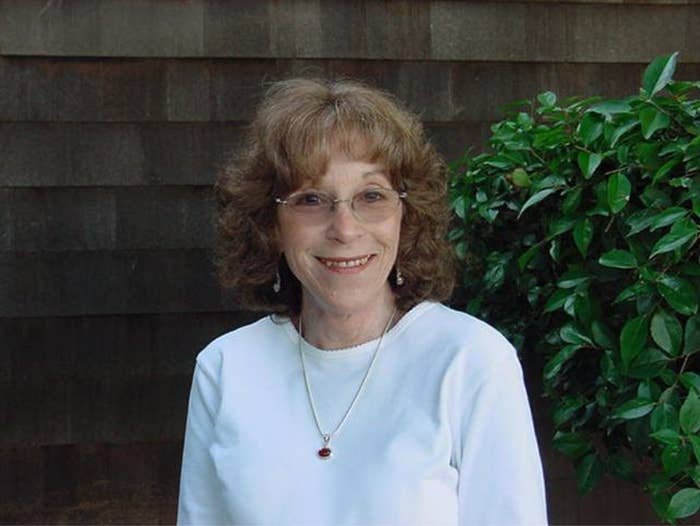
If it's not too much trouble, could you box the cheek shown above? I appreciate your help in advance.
[388,217,402,250]
[276,216,300,253]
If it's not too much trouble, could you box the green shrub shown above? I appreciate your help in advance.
[449,53,700,522]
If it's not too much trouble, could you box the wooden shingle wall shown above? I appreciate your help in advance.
[1,1,699,523]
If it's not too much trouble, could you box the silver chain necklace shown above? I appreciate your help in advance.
[298,307,398,460]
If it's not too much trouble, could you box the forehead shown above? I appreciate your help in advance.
[297,150,391,191]
[284,127,400,188]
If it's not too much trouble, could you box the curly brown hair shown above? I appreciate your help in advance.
[214,77,455,316]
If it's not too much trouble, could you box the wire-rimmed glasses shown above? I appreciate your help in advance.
[275,187,407,223]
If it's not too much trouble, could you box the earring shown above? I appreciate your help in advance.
[273,269,281,293]
[395,266,405,287]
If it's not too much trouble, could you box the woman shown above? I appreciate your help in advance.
[178,78,547,525]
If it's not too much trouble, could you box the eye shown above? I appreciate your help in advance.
[358,188,389,203]
[289,191,329,207]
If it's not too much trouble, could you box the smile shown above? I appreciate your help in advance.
[317,255,373,269]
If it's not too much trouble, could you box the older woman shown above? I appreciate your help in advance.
[177,78,547,525]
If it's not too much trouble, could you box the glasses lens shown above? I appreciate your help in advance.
[283,188,402,222]
[353,188,400,222]
[287,191,333,216]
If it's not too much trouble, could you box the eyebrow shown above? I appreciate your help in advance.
[362,169,388,178]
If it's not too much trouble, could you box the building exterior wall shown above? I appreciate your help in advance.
[2,1,699,523]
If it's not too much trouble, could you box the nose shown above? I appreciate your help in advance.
[326,199,364,242]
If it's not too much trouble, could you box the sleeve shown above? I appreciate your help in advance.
[177,358,230,525]
[456,352,548,526]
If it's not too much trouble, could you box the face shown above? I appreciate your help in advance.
[276,152,402,317]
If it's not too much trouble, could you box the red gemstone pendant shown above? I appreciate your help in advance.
[318,447,332,459]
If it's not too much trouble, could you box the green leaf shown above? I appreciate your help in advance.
[649,207,688,232]
[517,245,539,271]
[560,324,593,346]
[451,195,467,219]
[600,351,621,385]
[628,348,668,379]
[651,482,673,520]
[518,188,557,219]
[680,372,700,395]
[577,152,602,179]
[557,270,591,289]
[552,431,592,459]
[537,91,557,107]
[454,241,467,260]
[626,208,656,236]
[562,187,583,215]
[533,174,566,192]
[679,390,700,434]
[668,488,700,519]
[641,184,670,208]
[544,288,574,313]
[690,434,700,464]
[578,113,604,146]
[548,218,577,238]
[598,249,637,269]
[640,106,671,139]
[653,158,680,184]
[607,173,631,213]
[544,344,581,380]
[650,219,699,258]
[592,321,616,349]
[608,118,639,148]
[574,294,594,328]
[615,281,653,304]
[642,52,679,97]
[595,386,610,407]
[576,453,603,494]
[588,100,632,116]
[573,218,594,258]
[651,403,679,433]
[684,315,700,355]
[650,428,681,446]
[620,316,649,368]
[691,466,700,488]
[553,396,585,427]
[650,309,683,355]
[657,275,698,316]
[612,397,655,419]
[662,444,691,477]
[483,252,510,291]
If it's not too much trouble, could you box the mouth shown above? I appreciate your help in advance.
[316,255,374,270]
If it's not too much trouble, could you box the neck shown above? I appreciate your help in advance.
[299,292,397,350]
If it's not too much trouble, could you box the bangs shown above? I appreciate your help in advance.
[265,86,416,195]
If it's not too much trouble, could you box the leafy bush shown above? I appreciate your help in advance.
[449,53,700,522]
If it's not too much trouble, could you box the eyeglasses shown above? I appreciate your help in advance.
[275,187,407,223]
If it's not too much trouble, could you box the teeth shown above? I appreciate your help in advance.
[320,256,370,268]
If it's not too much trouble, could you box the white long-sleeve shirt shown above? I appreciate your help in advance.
[178,301,548,525]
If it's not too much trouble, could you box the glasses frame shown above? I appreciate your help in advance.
[275,187,407,223]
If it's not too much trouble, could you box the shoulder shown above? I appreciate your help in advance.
[195,314,284,372]
[401,302,519,377]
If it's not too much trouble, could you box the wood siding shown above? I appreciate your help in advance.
[2,1,698,523]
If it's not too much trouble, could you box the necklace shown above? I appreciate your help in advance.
[298,307,398,460]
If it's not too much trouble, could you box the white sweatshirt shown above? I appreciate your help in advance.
[177,302,548,525]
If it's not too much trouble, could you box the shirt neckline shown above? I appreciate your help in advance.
[279,301,436,360]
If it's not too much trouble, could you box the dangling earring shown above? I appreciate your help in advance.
[273,269,281,293]
[395,266,405,287]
